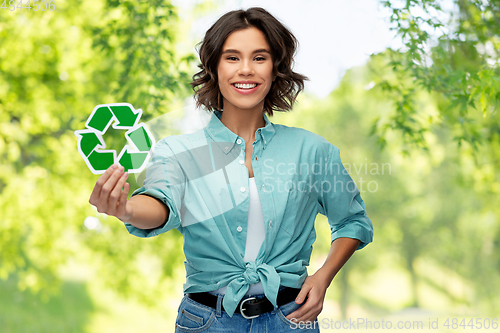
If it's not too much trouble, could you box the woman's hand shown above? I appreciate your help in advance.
[89,164,133,222]
[285,273,328,325]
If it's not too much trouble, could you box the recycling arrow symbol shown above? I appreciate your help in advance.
[74,103,156,174]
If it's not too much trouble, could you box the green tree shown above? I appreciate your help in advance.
[365,3,500,314]
[0,0,196,306]
[372,0,500,154]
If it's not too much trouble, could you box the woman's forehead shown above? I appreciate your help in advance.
[222,27,270,50]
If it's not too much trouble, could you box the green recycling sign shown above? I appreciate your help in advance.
[75,103,156,174]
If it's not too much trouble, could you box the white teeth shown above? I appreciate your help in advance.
[234,83,258,89]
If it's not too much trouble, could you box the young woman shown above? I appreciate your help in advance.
[89,7,373,332]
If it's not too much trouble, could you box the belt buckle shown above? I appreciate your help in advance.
[240,297,259,319]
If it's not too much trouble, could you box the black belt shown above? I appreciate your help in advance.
[186,287,301,319]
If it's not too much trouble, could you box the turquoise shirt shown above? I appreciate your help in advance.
[125,110,373,317]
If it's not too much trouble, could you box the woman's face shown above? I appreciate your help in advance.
[217,26,275,113]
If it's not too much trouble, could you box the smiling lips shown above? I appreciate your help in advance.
[232,82,260,94]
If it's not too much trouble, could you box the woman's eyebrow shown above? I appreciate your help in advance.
[221,48,271,55]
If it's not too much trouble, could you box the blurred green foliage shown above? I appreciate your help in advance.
[0,0,194,307]
[374,0,500,156]
[0,274,94,333]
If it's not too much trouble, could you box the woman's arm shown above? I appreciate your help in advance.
[284,143,373,325]
[89,164,169,230]
[123,194,169,230]
[284,237,361,324]
[314,237,361,287]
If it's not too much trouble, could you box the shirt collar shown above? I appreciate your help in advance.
[204,110,276,154]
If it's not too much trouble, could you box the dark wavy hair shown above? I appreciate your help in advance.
[190,7,309,116]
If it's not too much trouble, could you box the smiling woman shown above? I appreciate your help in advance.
[216,27,275,119]
[190,7,308,117]
[88,6,373,333]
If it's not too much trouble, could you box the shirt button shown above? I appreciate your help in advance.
[262,184,265,189]
[237,226,243,232]
[236,139,242,144]
[225,146,229,151]
[240,187,246,192]
[269,221,273,227]
[239,159,244,165]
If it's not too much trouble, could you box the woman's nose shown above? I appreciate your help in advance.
[238,59,254,75]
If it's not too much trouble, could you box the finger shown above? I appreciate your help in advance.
[100,166,125,200]
[295,284,311,304]
[96,167,124,213]
[108,171,128,215]
[286,309,302,322]
[286,294,314,320]
[293,307,319,323]
[116,182,130,218]
[286,303,310,321]
[286,300,309,320]
[90,164,118,205]
[119,181,130,208]
[288,299,321,323]
[115,173,129,213]
[301,315,319,324]
[285,284,312,321]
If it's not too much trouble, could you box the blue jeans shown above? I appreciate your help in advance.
[174,288,321,332]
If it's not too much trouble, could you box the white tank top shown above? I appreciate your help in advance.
[211,177,266,295]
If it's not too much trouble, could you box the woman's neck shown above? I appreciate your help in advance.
[219,106,266,143]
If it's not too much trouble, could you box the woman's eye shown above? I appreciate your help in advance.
[226,56,266,61]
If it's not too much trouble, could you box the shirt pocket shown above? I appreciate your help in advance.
[278,175,314,238]
[279,186,299,237]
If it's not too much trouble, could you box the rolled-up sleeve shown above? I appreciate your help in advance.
[317,144,373,250]
[124,137,185,238]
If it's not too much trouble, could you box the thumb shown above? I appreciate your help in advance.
[295,285,311,304]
